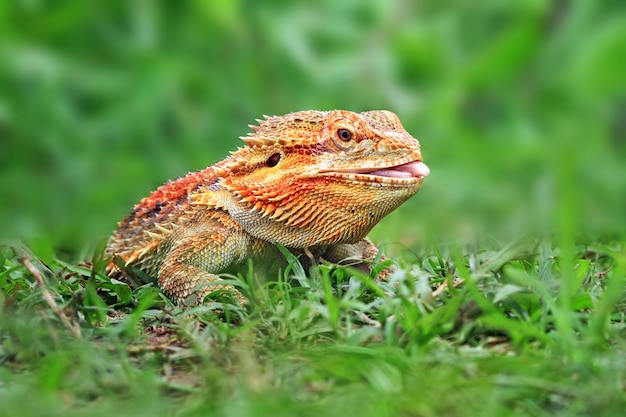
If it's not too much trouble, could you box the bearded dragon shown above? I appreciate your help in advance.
[105,110,429,305]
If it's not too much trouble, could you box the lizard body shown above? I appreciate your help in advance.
[105,110,429,305]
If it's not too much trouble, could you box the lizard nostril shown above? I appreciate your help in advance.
[267,153,281,167]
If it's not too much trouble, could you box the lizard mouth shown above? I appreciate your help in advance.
[325,160,430,184]
[357,160,430,179]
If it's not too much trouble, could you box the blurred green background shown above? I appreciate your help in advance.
[1,0,625,257]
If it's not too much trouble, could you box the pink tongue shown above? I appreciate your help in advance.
[368,161,430,178]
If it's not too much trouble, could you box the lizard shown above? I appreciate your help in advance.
[105,110,430,306]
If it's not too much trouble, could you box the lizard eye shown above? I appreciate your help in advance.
[337,129,353,142]
[266,153,281,167]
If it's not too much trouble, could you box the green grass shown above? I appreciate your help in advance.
[1,236,624,417]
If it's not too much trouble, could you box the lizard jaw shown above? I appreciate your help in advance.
[359,160,430,179]
[323,160,430,185]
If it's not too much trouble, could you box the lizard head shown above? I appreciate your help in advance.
[198,110,429,248]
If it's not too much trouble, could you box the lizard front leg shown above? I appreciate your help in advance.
[157,218,254,306]
[320,238,393,278]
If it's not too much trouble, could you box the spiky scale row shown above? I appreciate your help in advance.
[106,110,429,306]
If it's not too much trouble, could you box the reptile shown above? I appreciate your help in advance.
[105,110,430,306]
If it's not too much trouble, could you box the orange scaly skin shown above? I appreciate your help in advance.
[105,110,430,306]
